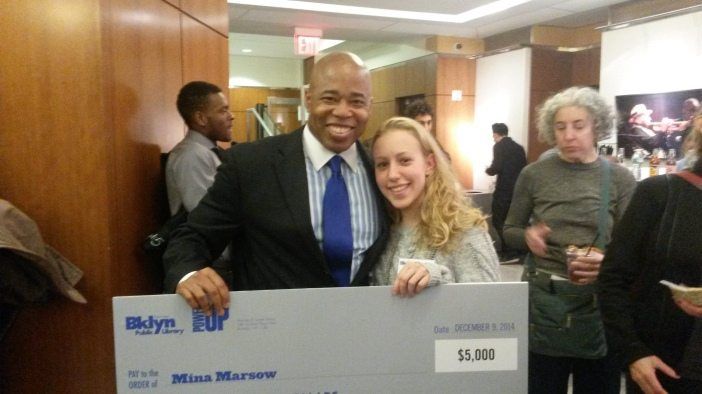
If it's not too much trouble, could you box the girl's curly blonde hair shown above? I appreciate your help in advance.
[372,117,487,252]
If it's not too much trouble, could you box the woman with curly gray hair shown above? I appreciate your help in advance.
[536,86,615,148]
[503,86,637,393]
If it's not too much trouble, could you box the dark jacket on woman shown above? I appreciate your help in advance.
[599,172,702,367]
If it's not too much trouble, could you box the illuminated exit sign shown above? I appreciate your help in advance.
[294,28,322,56]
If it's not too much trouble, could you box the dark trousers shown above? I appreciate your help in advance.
[626,372,702,394]
[529,351,621,394]
[491,196,512,254]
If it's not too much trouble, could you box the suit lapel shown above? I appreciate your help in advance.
[272,130,327,265]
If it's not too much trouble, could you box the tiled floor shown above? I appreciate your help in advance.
[498,261,524,282]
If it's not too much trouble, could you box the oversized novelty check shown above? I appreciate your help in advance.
[113,283,527,393]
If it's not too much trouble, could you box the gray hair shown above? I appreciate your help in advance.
[536,86,615,146]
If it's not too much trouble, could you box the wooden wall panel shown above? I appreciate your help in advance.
[268,106,302,134]
[231,109,248,142]
[367,54,439,138]
[268,88,303,134]
[571,47,600,88]
[412,55,437,96]
[366,100,397,142]
[531,25,601,48]
[270,88,301,99]
[392,55,436,98]
[231,86,269,109]
[370,67,394,102]
[229,87,301,142]
[369,55,437,103]
[572,25,602,48]
[0,1,112,392]
[436,56,476,96]
[181,0,228,36]
[524,47,603,163]
[182,13,229,92]
[230,87,267,142]
[528,48,574,162]
[527,89,555,162]
[390,65,408,98]
[366,55,475,187]
[106,0,184,297]
[530,48,572,93]
[0,1,228,393]
[426,35,485,56]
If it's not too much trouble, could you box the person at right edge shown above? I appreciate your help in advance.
[485,122,526,261]
[503,86,636,393]
[599,109,702,394]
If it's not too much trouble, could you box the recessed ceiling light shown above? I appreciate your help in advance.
[241,48,253,53]
[557,46,590,52]
[228,0,532,23]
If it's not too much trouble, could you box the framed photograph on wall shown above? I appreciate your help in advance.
[615,88,701,158]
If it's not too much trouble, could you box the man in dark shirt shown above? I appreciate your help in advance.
[485,123,526,260]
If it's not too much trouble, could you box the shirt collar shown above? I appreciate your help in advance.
[302,124,359,172]
[186,129,217,149]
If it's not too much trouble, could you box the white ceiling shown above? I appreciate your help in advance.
[228,0,630,59]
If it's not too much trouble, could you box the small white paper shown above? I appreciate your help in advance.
[398,257,436,274]
[660,280,687,291]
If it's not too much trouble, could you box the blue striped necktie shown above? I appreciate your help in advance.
[322,155,353,286]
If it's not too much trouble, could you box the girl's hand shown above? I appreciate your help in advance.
[392,261,431,297]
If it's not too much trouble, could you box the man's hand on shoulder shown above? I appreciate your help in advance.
[176,267,230,316]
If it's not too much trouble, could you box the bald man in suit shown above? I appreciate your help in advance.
[163,52,389,315]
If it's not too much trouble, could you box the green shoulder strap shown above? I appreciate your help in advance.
[596,158,611,250]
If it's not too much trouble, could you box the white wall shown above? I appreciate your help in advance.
[472,48,532,191]
[601,10,702,98]
[320,39,432,70]
[229,55,303,88]
[228,43,428,89]
[361,44,432,70]
[600,10,702,144]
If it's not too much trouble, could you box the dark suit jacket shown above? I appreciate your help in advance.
[485,136,526,202]
[163,128,389,292]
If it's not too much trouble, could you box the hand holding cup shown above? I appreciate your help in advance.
[566,245,604,285]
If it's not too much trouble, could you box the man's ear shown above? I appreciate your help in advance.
[193,110,207,128]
